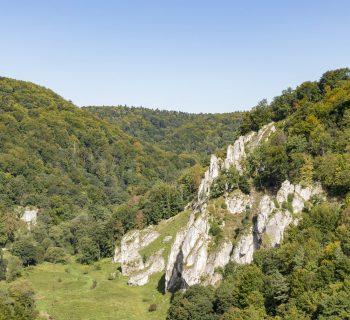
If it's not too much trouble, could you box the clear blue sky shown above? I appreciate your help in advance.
[1,0,349,113]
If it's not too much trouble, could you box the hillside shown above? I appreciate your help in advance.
[0,68,349,320]
[84,106,243,162]
[113,68,350,320]
[0,77,198,212]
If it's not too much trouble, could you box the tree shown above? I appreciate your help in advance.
[5,255,23,282]
[319,68,350,93]
[143,183,184,224]
[167,285,216,320]
[264,270,290,313]
[44,247,67,263]
[0,281,38,320]
[77,236,99,264]
[0,250,6,280]
[248,143,288,190]
[11,238,38,266]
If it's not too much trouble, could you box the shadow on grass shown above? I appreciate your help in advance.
[157,273,166,294]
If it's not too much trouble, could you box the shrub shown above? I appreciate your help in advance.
[148,304,157,312]
[11,238,38,266]
[90,280,97,289]
[6,255,23,282]
[44,247,67,263]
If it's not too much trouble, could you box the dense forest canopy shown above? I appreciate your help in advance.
[84,106,243,162]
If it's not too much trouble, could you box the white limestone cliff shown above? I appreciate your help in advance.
[198,155,221,202]
[164,124,278,290]
[225,190,252,215]
[20,207,38,230]
[231,230,256,264]
[113,226,160,277]
[128,249,165,286]
[112,122,325,289]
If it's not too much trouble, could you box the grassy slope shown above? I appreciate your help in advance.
[20,259,170,320]
[139,209,191,261]
[16,211,193,320]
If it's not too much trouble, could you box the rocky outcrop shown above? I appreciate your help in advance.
[224,122,276,173]
[264,211,293,247]
[264,181,322,245]
[128,249,165,286]
[112,122,325,289]
[225,190,252,215]
[198,123,276,204]
[231,231,256,264]
[165,208,235,290]
[249,122,276,148]
[255,180,323,249]
[20,207,38,230]
[165,178,323,289]
[113,227,159,277]
[165,124,278,290]
[229,180,323,265]
[204,241,233,285]
[165,209,210,289]
[198,155,221,202]
[165,215,194,290]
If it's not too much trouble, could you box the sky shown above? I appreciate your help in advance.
[1,0,349,113]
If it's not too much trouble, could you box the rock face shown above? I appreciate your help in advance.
[113,226,160,279]
[165,208,210,289]
[198,155,221,202]
[128,249,165,286]
[164,124,278,291]
[20,208,38,230]
[112,122,324,289]
[231,231,256,264]
[225,190,252,215]
[254,180,323,248]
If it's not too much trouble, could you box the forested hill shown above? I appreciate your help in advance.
[84,106,243,161]
[0,76,244,268]
[167,69,350,320]
[0,77,198,218]
[0,69,349,319]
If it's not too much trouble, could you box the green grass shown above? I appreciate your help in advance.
[18,259,171,320]
[139,209,191,260]
[14,210,192,319]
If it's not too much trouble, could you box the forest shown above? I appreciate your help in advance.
[0,68,349,319]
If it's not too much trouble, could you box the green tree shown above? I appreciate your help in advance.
[167,285,216,320]
[77,236,99,264]
[44,247,67,263]
[11,238,38,266]
[5,255,23,282]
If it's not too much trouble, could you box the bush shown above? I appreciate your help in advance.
[5,255,23,282]
[90,280,97,289]
[44,247,67,263]
[209,221,222,237]
[148,304,157,312]
[77,237,99,264]
[11,238,38,266]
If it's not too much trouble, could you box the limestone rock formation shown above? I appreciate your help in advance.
[128,249,165,286]
[165,208,210,289]
[20,207,38,230]
[231,230,256,264]
[198,155,221,202]
[112,122,325,289]
[113,226,159,277]
[225,190,252,215]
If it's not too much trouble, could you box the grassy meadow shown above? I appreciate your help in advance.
[19,259,170,320]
